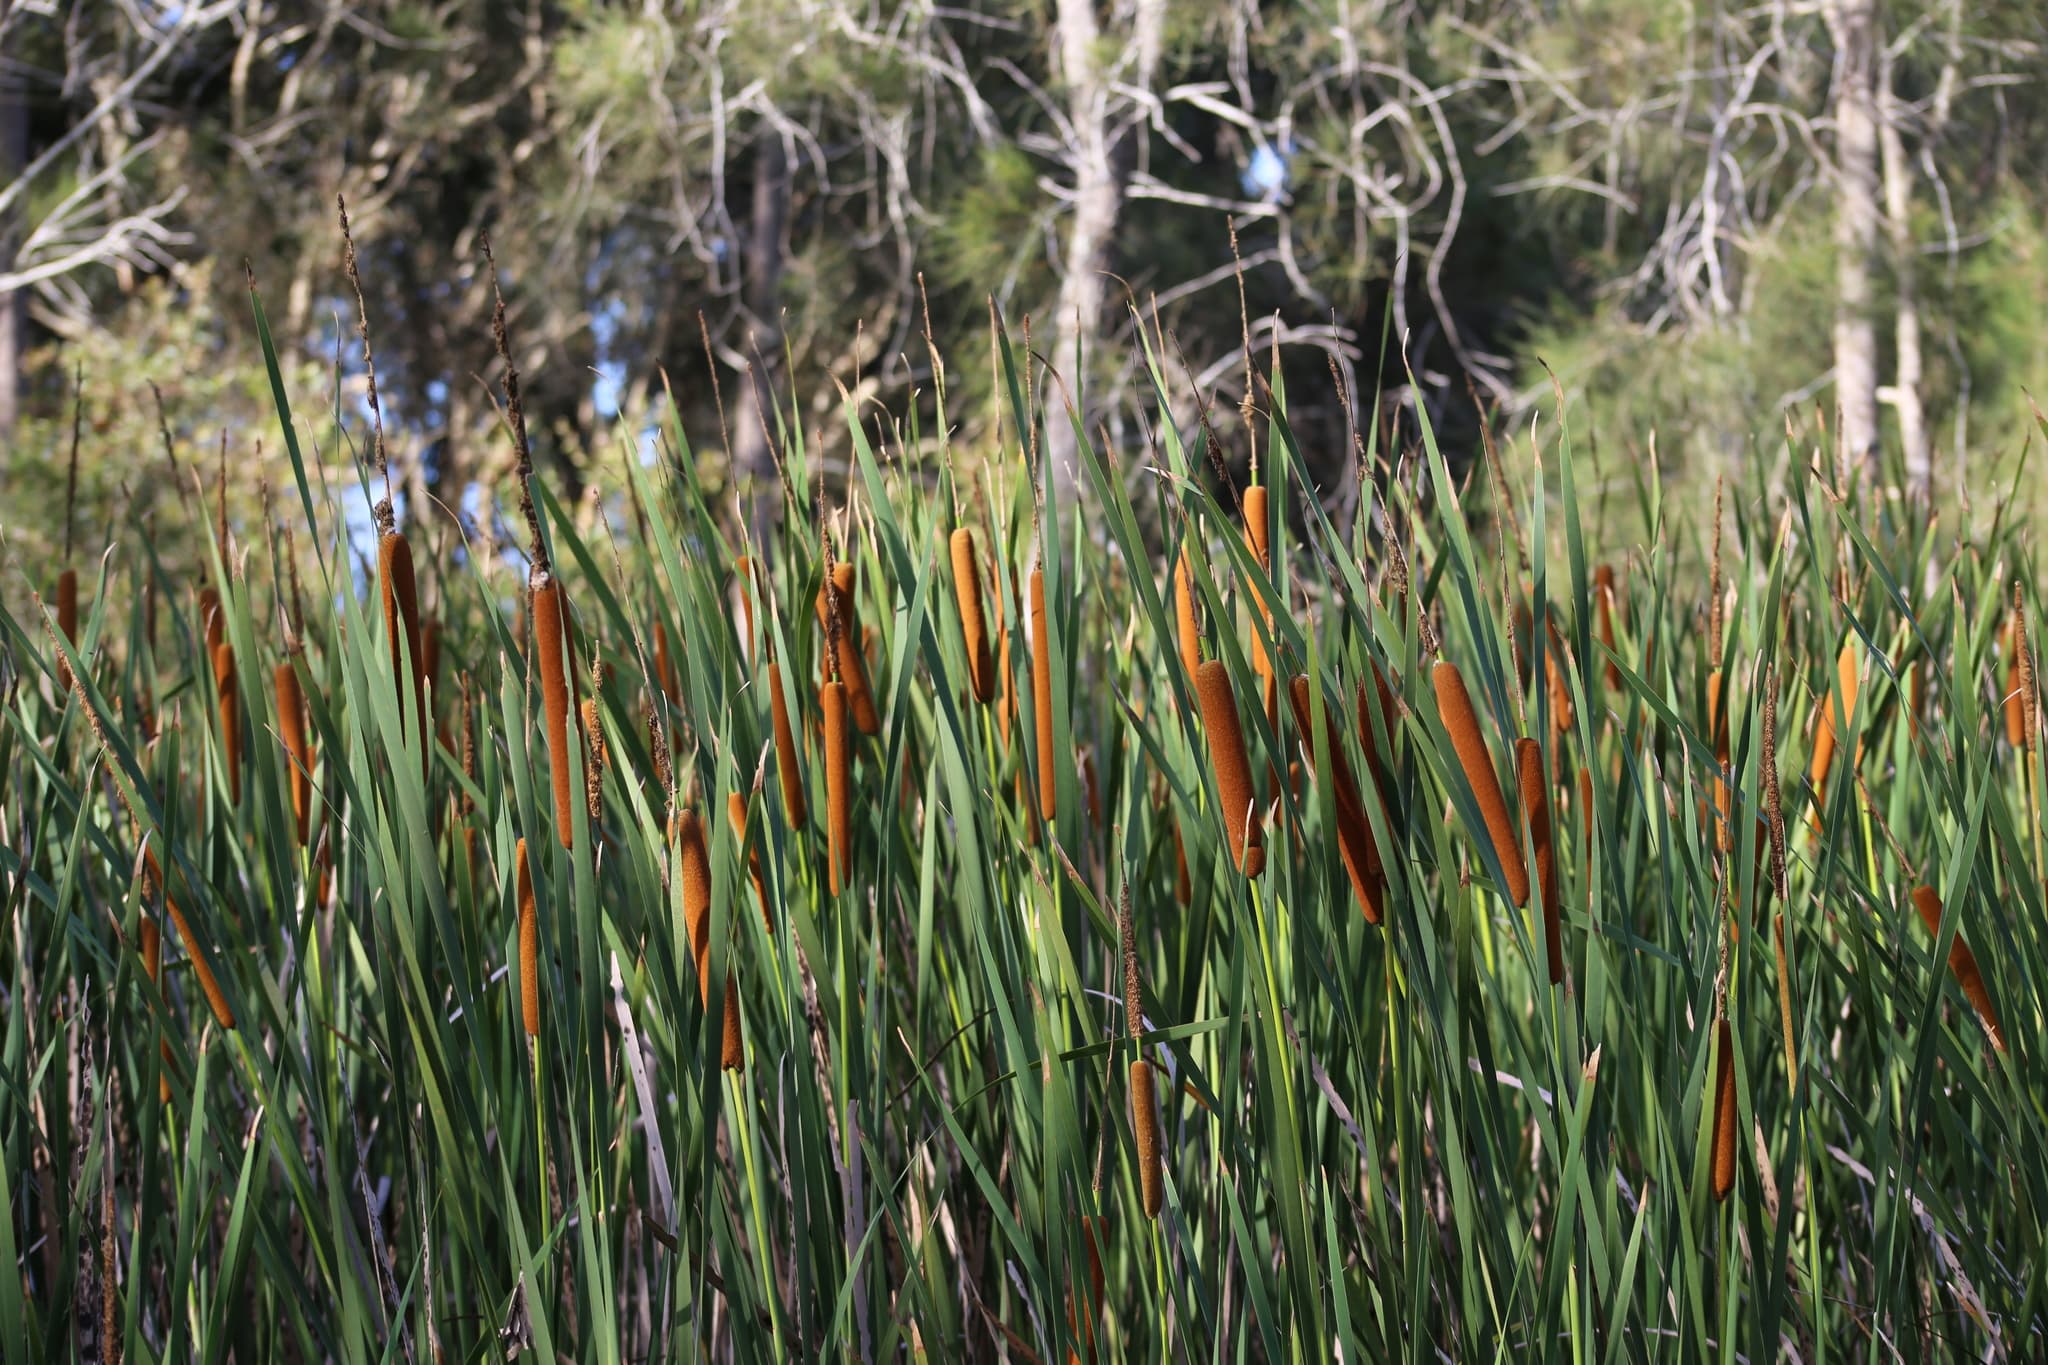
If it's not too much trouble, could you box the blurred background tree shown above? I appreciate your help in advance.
[2,0,2043,592]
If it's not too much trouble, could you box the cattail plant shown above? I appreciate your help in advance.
[950,528,995,703]
[822,673,853,896]
[1807,640,1861,833]
[532,572,577,847]
[1709,1015,1737,1201]
[766,660,808,830]
[275,656,313,847]
[1122,890,1164,1219]
[213,639,241,805]
[653,620,680,706]
[1773,914,1797,1092]
[676,809,743,1070]
[1030,566,1060,823]
[1433,660,1529,906]
[1910,885,2006,1052]
[1242,484,1273,682]
[1515,738,1560,981]
[517,837,540,1037]
[1287,674,1385,924]
[144,844,235,1031]
[1195,660,1264,877]
[735,555,758,656]
[816,562,880,734]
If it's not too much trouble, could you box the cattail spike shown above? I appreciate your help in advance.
[1173,544,1200,680]
[767,660,807,831]
[532,573,577,847]
[275,660,313,847]
[517,838,540,1037]
[950,528,995,703]
[1911,885,2006,1052]
[1194,660,1264,877]
[822,679,853,894]
[213,641,241,805]
[1287,674,1385,924]
[1130,1058,1164,1219]
[1515,737,1560,981]
[1030,567,1060,823]
[1710,1016,1738,1201]
[1433,660,1529,905]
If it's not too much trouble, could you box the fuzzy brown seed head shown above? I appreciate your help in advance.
[816,562,880,733]
[950,528,995,703]
[1195,660,1264,877]
[55,568,79,689]
[1242,486,1273,679]
[274,661,313,847]
[727,792,773,932]
[1710,1017,1737,1201]
[822,679,853,895]
[213,641,241,806]
[1911,885,2006,1052]
[1130,1058,1164,1219]
[1288,674,1384,924]
[517,838,540,1037]
[1433,660,1528,906]
[531,574,577,848]
[144,843,234,1030]
[378,530,427,754]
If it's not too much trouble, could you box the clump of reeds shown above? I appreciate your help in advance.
[1515,737,1560,981]
[676,808,743,1069]
[1286,674,1384,924]
[950,528,995,703]
[1910,884,2006,1052]
[517,837,540,1037]
[1194,660,1263,877]
[1432,660,1528,905]
[1709,1015,1737,1201]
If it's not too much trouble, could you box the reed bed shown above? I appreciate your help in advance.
[8,283,2048,1365]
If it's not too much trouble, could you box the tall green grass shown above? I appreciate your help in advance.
[4,289,2047,1363]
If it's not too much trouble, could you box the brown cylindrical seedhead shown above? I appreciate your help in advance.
[1130,1057,1164,1219]
[1432,660,1528,905]
[1807,641,1860,832]
[950,528,995,702]
[517,837,540,1037]
[1911,885,2006,1052]
[1195,660,1264,877]
[1242,486,1273,680]
[1710,1016,1737,1201]
[1174,546,1200,680]
[378,531,427,767]
[1515,738,1561,982]
[145,844,234,1030]
[1030,568,1060,822]
[676,809,742,1069]
[822,679,853,895]
[274,661,313,847]
[1288,674,1385,924]
[767,660,807,831]
[532,574,577,847]
[213,641,241,805]
[816,563,880,734]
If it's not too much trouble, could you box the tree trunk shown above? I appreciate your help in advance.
[1044,0,1161,507]
[729,133,791,554]
[0,71,27,437]
[1879,88,1928,496]
[1826,0,1883,484]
